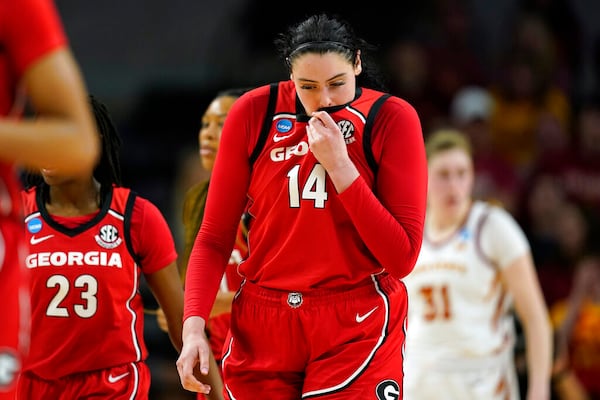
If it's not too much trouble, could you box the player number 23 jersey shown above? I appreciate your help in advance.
[21,187,147,380]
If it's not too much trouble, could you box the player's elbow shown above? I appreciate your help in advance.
[382,241,422,279]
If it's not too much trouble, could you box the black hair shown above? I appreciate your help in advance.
[25,95,123,200]
[90,95,122,189]
[274,13,388,91]
[216,87,253,99]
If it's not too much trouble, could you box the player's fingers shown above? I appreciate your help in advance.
[197,345,210,376]
[176,352,203,392]
[306,122,315,139]
[311,110,335,127]
[176,343,215,394]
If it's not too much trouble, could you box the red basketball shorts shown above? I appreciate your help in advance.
[221,273,407,400]
[18,362,150,399]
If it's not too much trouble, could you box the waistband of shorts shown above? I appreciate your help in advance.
[239,273,398,308]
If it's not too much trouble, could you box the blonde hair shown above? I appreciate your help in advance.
[425,128,472,161]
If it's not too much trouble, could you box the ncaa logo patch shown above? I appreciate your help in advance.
[27,217,42,234]
[95,224,122,249]
[459,227,471,240]
[455,228,471,251]
[376,379,400,400]
[276,119,293,133]
[337,119,356,144]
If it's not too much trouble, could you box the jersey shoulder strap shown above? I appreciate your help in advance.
[249,82,279,168]
[363,93,391,175]
[119,188,141,266]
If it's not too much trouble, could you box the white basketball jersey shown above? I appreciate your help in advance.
[403,200,529,370]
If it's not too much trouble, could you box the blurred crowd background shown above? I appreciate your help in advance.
[54,0,600,398]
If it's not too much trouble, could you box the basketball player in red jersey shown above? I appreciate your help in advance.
[177,13,427,399]
[18,96,183,399]
[178,89,247,377]
[156,88,250,400]
[0,1,99,398]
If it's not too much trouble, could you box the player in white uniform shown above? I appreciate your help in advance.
[403,129,552,400]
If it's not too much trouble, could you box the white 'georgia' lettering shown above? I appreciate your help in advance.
[25,251,123,269]
[270,141,309,162]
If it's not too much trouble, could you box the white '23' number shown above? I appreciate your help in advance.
[46,274,98,318]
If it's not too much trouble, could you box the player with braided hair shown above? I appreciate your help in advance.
[18,96,183,399]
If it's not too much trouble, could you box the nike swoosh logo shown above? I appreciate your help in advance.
[273,133,293,142]
[30,234,54,245]
[355,306,379,323]
[108,372,130,383]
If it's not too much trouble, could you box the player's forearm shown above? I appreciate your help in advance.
[525,314,553,399]
[167,324,184,353]
[184,236,230,321]
[326,160,360,194]
[338,177,425,278]
[0,118,99,174]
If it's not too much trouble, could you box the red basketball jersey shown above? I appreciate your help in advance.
[21,186,171,380]
[185,81,427,321]
[243,82,398,288]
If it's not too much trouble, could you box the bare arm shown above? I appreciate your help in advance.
[147,263,224,398]
[145,261,185,351]
[0,48,99,174]
[503,252,553,400]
